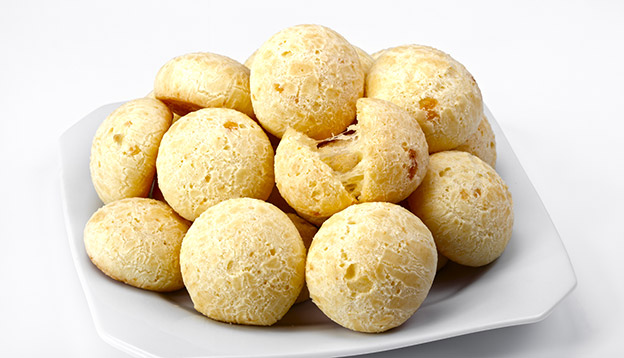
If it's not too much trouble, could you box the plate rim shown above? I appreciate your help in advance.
[59,102,577,358]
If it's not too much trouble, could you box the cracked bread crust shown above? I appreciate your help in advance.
[366,45,483,153]
[180,198,306,326]
[274,98,429,222]
[250,24,364,140]
[408,151,513,267]
[156,108,274,221]
[90,98,172,204]
[154,52,254,118]
[453,114,497,168]
[305,202,437,333]
[84,198,190,292]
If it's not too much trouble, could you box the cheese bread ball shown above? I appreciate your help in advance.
[180,198,306,326]
[408,151,513,267]
[275,97,429,223]
[90,98,172,204]
[250,24,364,139]
[453,114,497,168]
[154,52,254,118]
[84,198,190,291]
[286,213,318,304]
[156,108,274,221]
[366,45,483,153]
[306,202,437,333]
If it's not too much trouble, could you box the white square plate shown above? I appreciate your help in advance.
[59,103,576,358]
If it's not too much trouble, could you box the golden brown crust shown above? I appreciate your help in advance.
[453,114,497,168]
[154,52,254,118]
[84,198,190,292]
[90,98,172,204]
[156,108,274,221]
[366,45,483,153]
[180,198,306,325]
[408,151,513,267]
[250,24,364,139]
[306,202,437,332]
[274,98,429,221]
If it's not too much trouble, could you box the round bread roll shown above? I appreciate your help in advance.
[366,45,483,153]
[84,198,190,291]
[90,98,172,204]
[453,114,497,168]
[154,52,254,118]
[180,198,306,326]
[286,213,318,304]
[275,97,429,223]
[250,24,364,139]
[156,108,274,221]
[408,151,513,267]
[306,202,437,333]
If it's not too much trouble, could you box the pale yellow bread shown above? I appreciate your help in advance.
[306,202,437,333]
[408,151,513,267]
[154,52,254,118]
[156,108,274,221]
[274,97,429,222]
[248,45,372,76]
[286,213,318,303]
[453,114,497,168]
[84,198,190,291]
[90,98,172,204]
[250,24,364,139]
[366,45,483,153]
[180,198,306,326]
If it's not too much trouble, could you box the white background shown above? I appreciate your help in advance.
[1,0,623,356]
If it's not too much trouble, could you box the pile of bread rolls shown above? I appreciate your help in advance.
[84,24,513,333]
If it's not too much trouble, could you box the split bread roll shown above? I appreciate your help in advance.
[453,114,497,168]
[366,45,483,153]
[250,24,364,139]
[90,98,172,204]
[408,151,513,267]
[84,198,190,291]
[306,202,437,333]
[275,97,429,223]
[180,198,306,326]
[156,108,274,221]
[154,52,254,118]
